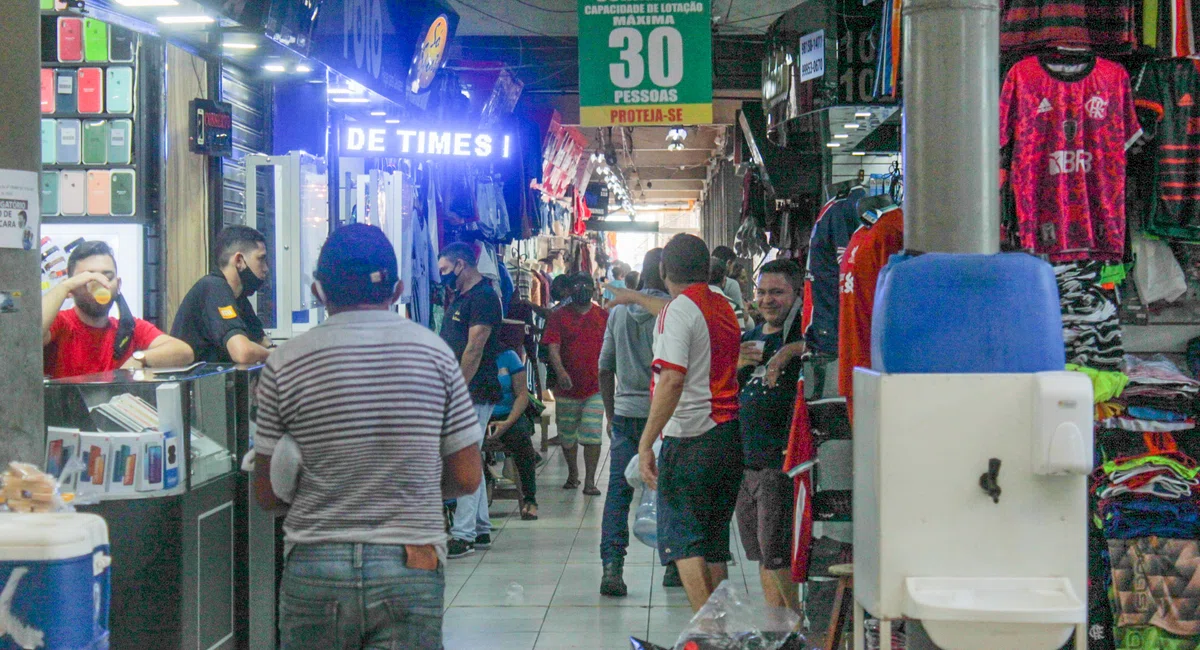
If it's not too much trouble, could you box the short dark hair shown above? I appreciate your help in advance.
[550,274,573,302]
[711,246,736,264]
[214,225,266,268]
[315,224,398,307]
[709,259,728,286]
[641,248,666,292]
[662,234,710,285]
[625,271,641,291]
[67,241,116,276]
[439,242,478,268]
[759,259,804,292]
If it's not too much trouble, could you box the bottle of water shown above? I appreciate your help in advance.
[632,488,658,548]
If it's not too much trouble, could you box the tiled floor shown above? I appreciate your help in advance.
[442,415,766,650]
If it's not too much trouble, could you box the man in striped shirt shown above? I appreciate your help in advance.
[254,224,482,650]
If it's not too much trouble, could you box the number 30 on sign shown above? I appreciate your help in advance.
[578,0,713,127]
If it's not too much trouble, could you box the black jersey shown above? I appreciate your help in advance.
[1135,58,1200,242]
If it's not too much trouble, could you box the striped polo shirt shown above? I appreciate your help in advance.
[255,310,482,555]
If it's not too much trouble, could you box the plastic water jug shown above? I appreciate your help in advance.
[633,488,658,548]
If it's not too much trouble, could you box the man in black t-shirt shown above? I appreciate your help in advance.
[437,242,503,558]
[172,226,272,364]
[735,259,804,613]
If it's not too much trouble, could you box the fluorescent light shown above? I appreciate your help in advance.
[852,152,867,156]
[262,64,286,72]
[826,142,841,148]
[326,88,352,95]
[834,134,850,139]
[156,15,214,24]
[222,42,257,50]
[855,112,872,118]
[116,0,178,5]
[385,119,400,124]
[843,123,860,129]
[370,110,386,116]
[331,97,369,103]
[295,64,312,73]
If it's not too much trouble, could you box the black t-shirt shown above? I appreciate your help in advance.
[738,324,803,470]
[170,272,266,364]
[440,279,503,405]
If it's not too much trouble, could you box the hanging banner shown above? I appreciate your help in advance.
[0,170,39,251]
[578,0,713,127]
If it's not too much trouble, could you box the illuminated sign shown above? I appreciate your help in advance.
[340,124,513,160]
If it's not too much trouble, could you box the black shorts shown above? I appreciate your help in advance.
[657,420,743,565]
[735,467,795,570]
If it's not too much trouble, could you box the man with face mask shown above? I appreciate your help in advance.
[43,241,194,378]
[172,225,272,364]
[543,273,609,495]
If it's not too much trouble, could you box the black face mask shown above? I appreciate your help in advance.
[239,263,265,297]
[572,289,592,306]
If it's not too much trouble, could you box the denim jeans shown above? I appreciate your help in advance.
[279,543,444,650]
[600,415,647,564]
[450,404,495,542]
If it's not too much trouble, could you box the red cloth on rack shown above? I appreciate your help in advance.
[783,380,815,583]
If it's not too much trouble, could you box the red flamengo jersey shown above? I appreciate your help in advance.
[1000,55,1143,262]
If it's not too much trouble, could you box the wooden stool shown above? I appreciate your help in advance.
[826,564,854,650]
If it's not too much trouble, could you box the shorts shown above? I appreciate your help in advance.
[657,420,743,565]
[555,393,604,446]
[735,467,795,570]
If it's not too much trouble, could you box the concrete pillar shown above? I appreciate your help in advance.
[902,0,1001,254]
[0,0,45,464]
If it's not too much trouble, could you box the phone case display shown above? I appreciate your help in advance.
[59,171,85,216]
[1000,54,1142,263]
[55,69,76,113]
[40,224,144,317]
[41,119,57,165]
[83,18,107,62]
[82,120,107,165]
[41,173,59,217]
[56,119,80,165]
[110,170,134,217]
[105,67,132,114]
[108,25,135,63]
[77,68,103,114]
[41,69,55,114]
[107,119,131,164]
[87,170,111,216]
[57,17,82,63]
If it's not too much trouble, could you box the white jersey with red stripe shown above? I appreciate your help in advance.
[651,283,741,439]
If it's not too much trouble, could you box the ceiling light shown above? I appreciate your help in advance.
[295,64,312,73]
[263,64,286,72]
[331,97,370,103]
[156,15,214,24]
[843,124,860,129]
[222,42,257,50]
[852,152,867,156]
[326,88,352,95]
[826,142,841,148]
[667,127,687,141]
[385,119,400,124]
[855,112,872,118]
[116,0,178,5]
[834,134,850,139]
[370,110,386,116]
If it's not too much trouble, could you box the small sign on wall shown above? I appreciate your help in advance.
[188,99,233,157]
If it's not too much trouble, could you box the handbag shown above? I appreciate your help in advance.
[525,395,546,420]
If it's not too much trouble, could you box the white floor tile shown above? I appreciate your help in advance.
[442,606,548,633]
[443,631,538,650]
[534,631,644,649]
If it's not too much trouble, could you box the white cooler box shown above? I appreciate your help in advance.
[0,513,110,650]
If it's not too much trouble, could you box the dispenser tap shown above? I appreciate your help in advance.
[979,458,1002,504]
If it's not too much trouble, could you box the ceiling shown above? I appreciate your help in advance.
[448,0,797,37]
[582,125,730,208]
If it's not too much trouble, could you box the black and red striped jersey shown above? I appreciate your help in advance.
[1000,0,1137,54]
[1135,58,1200,241]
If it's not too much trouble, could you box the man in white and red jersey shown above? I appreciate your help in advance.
[610,234,743,611]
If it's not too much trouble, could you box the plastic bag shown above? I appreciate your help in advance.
[632,488,658,548]
[0,461,77,513]
[625,437,663,490]
[671,580,807,650]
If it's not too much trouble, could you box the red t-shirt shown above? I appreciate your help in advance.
[542,304,609,399]
[838,208,904,405]
[44,309,165,379]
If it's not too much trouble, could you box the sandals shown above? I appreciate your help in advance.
[582,485,601,496]
[563,479,581,490]
[521,502,539,520]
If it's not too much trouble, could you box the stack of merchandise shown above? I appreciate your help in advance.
[1088,354,1200,649]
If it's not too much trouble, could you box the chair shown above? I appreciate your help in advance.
[825,564,854,650]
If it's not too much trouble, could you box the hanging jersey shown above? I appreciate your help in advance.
[1000,55,1142,262]
[782,380,814,583]
[801,188,866,356]
[1172,0,1198,56]
[838,208,904,409]
[874,0,902,99]
[1000,0,1137,54]
[1135,58,1200,241]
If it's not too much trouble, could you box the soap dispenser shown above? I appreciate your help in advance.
[1032,372,1094,476]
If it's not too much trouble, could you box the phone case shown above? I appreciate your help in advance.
[41,120,56,165]
[108,25,135,63]
[59,171,86,216]
[77,68,103,114]
[42,16,59,63]
[41,69,55,114]
[82,120,107,165]
[110,170,135,216]
[108,119,132,164]
[41,0,53,10]
[56,119,80,164]
[105,67,132,114]
[57,17,82,62]
[84,18,108,62]
[41,173,59,217]
[55,69,76,113]
[86,170,111,216]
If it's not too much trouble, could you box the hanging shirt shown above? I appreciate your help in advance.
[1135,58,1200,242]
[801,188,866,356]
[838,208,905,407]
[999,0,1136,54]
[1000,55,1142,262]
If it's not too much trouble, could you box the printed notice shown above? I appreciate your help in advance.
[0,170,40,250]
[799,30,825,82]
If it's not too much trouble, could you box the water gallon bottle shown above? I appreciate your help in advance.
[632,488,658,548]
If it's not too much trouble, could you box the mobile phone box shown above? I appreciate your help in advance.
[76,434,111,498]
[106,433,138,495]
[46,427,80,493]
[136,432,165,492]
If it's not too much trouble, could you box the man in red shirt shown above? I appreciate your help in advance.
[43,241,193,378]
[543,274,609,494]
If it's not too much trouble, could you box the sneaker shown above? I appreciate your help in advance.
[662,563,683,588]
[474,533,492,550]
[600,561,627,597]
[447,538,475,559]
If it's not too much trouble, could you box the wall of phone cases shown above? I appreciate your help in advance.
[39,8,146,315]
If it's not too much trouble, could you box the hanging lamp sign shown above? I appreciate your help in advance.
[578,0,713,127]
[339,123,513,160]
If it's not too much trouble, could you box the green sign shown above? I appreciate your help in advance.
[578,0,713,127]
